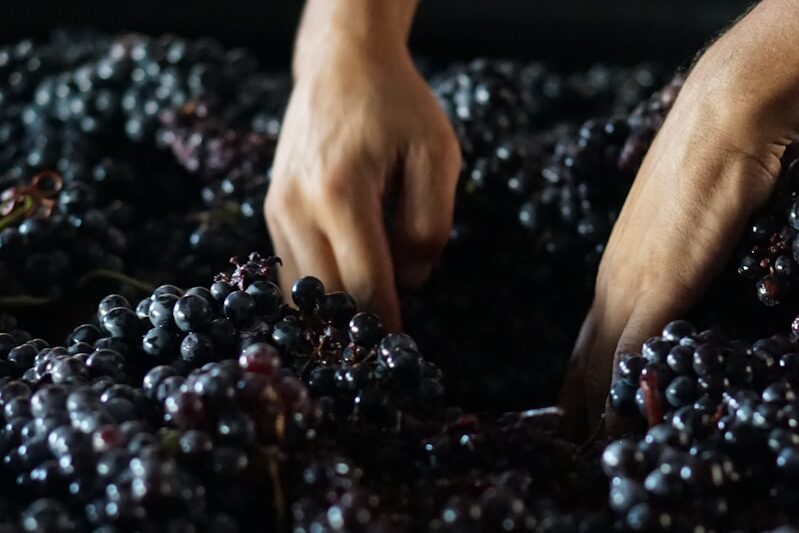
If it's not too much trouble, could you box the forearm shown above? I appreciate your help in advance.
[293,0,420,78]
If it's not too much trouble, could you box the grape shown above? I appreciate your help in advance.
[348,312,384,348]
[291,276,324,311]
[5,29,799,533]
[172,294,213,332]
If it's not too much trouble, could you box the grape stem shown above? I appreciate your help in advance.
[0,269,154,309]
[262,446,285,532]
[0,195,34,231]
[77,269,156,293]
[0,294,53,307]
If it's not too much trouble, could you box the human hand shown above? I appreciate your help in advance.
[265,0,461,330]
[559,0,799,440]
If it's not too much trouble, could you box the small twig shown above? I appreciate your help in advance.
[0,294,53,307]
[77,269,156,293]
[0,196,34,230]
[360,351,376,365]
[262,446,285,532]
[300,359,315,379]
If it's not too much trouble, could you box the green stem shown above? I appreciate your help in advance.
[78,269,156,293]
[0,196,34,231]
[0,269,154,310]
[0,294,53,307]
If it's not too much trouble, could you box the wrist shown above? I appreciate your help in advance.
[688,0,799,142]
[293,0,418,79]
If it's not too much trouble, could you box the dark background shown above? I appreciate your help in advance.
[0,1,753,67]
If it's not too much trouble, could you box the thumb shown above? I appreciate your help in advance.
[392,140,461,287]
[605,296,681,434]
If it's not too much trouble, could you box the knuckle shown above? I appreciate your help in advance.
[430,129,463,178]
[316,170,352,203]
[264,185,292,221]
[405,219,450,254]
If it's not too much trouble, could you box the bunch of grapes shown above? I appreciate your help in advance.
[735,146,799,308]
[9,25,799,533]
[601,314,799,530]
[0,251,446,530]
[0,32,287,304]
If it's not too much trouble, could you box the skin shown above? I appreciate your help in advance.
[560,0,799,439]
[269,0,799,438]
[266,0,460,331]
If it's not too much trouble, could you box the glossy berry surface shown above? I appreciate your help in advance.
[4,30,799,533]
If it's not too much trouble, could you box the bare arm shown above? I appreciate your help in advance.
[560,0,799,438]
[267,0,460,329]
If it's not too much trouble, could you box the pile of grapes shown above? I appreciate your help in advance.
[1,30,799,532]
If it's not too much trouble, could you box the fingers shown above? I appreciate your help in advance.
[583,299,633,434]
[561,297,632,441]
[557,357,588,442]
[615,296,680,363]
[267,161,402,330]
[392,137,461,287]
[604,293,685,431]
[579,289,685,437]
[281,214,343,293]
[558,307,597,441]
[265,201,300,301]
[315,168,402,331]
[272,237,298,301]
[265,183,341,307]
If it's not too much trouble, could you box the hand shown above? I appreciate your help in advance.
[265,0,461,330]
[559,0,799,440]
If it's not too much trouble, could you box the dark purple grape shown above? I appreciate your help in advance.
[602,439,644,478]
[68,324,102,346]
[609,381,638,417]
[617,354,645,386]
[100,307,142,340]
[97,294,130,319]
[757,275,784,306]
[148,294,179,329]
[223,291,256,326]
[180,333,215,365]
[142,327,179,361]
[321,292,357,328]
[349,313,384,348]
[664,376,698,408]
[245,280,281,316]
[20,498,76,532]
[291,276,324,311]
[173,294,212,332]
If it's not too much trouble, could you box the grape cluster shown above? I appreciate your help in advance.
[735,145,799,308]
[158,73,289,206]
[517,75,683,267]
[0,32,284,303]
[3,250,596,533]
[290,409,607,533]
[0,174,131,300]
[8,26,799,533]
[604,316,799,530]
[0,251,443,531]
